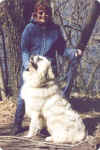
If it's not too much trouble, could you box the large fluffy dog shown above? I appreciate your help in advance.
[21,55,86,144]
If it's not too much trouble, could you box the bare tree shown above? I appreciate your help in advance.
[0,61,6,100]
[0,0,31,98]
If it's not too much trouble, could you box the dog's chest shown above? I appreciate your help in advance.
[26,96,45,109]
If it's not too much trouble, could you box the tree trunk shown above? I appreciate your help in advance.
[0,0,34,97]
[0,62,6,100]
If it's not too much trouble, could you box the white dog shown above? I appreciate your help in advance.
[21,55,86,144]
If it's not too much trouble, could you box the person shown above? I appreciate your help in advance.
[12,0,82,135]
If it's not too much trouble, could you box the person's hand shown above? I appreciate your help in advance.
[75,49,83,57]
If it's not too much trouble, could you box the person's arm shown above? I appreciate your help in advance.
[56,26,82,60]
[21,24,31,70]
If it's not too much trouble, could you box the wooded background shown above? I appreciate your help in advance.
[0,0,100,100]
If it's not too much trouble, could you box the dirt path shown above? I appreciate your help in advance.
[0,98,100,150]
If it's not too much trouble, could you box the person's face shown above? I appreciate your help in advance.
[35,7,50,24]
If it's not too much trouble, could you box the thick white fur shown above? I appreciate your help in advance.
[21,55,86,144]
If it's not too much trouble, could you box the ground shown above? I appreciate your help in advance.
[0,96,100,150]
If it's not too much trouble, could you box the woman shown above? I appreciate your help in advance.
[12,0,82,135]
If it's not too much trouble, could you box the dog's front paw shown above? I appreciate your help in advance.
[45,136,53,142]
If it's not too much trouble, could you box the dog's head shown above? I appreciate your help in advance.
[23,55,55,87]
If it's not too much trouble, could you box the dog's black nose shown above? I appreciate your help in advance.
[26,68,29,71]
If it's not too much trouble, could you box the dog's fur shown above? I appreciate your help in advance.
[21,55,86,144]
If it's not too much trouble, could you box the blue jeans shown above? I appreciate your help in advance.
[14,68,25,127]
[15,92,25,126]
[62,58,78,98]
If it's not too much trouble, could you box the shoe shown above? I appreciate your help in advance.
[11,125,24,135]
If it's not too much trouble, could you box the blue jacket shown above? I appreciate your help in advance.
[21,19,76,70]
